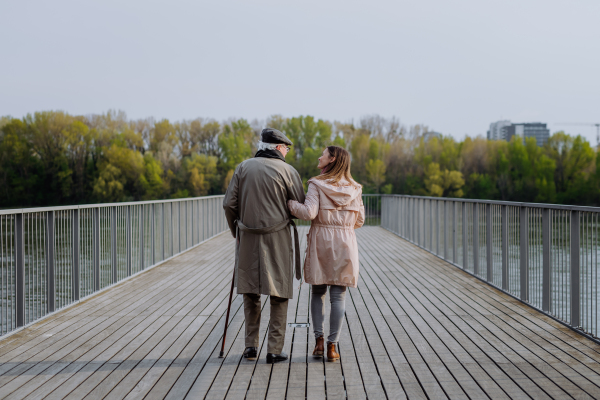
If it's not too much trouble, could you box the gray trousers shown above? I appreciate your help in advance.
[311,284,347,343]
[243,293,289,354]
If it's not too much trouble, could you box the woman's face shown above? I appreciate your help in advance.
[317,148,335,170]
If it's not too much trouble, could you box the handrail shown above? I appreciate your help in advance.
[0,195,228,337]
[381,194,600,340]
[0,195,226,215]
[381,194,600,213]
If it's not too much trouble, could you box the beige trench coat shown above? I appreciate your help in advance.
[288,178,364,288]
[223,156,305,299]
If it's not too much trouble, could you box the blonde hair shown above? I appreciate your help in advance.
[314,146,360,187]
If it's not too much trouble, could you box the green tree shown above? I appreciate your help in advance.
[366,159,386,193]
[183,153,218,196]
[140,153,164,200]
[423,162,465,198]
[545,132,594,203]
[219,119,254,172]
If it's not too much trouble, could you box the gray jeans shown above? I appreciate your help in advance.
[311,284,347,344]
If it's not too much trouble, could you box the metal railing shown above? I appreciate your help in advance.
[381,195,600,339]
[0,196,227,336]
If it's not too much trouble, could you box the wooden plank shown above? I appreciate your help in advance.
[222,300,272,400]
[358,235,509,399]
[338,319,366,400]
[5,224,600,399]
[0,234,222,352]
[21,313,170,400]
[162,300,243,399]
[344,287,388,399]
[1,242,235,398]
[364,228,557,398]
[389,234,600,398]
[306,316,326,400]
[104,250,235,400]
[287,282,309,399]
[12,236,234,398]
[264,277,301,400]
[244,300,276,400]
[0,233,229,354]
[0,236,231,368]
[365,227,596,399]
[184,295,263,399]
[346,288,411,399]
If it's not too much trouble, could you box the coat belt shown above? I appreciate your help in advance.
[236,219,302,281]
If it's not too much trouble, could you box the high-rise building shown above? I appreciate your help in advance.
[504,123,550,146]
[487,120,511,141]
[487,120,550,146]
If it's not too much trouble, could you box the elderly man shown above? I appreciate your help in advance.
[223,128,305,363]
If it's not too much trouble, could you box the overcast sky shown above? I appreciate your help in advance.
[1,0,599,142]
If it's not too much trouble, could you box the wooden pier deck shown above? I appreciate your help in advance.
[1,226,600,399]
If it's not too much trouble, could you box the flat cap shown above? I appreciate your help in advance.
[261,128,293,146]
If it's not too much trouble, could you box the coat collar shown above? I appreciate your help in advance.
[254,149,286,163]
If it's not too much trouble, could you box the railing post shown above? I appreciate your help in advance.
[414,199,421,245]
[171,202,175,255]
[407,197,410,240]
[46,211,55,313]
[111,207,117,284]
[140,205,145,270]
[418,199,422,246]
[186,201,189,249]
[402,197,405,237]
[501,205,508,291]
[196,199,203,243]
[202,199,205,241]
[15,213,24,327]
[211,198,215,237]
[407,198,411,241]
[453,201,457,264]
[161,203,165,261]
[520,206,529,302]
[462,202,467,269]
[436,200,440,255]
[93,208,100,292]
[72,209,80,302]
[486,204,492,283]
[443,201,448,260]
[542,208,551,312]
[178,201,182,252]
[570,210,580,328]
[396,197,400,233]
[429,200,433,251]
[415,198,418,244]
[473,203,479,275]
[412,198,416,243]
[127,206,131,276]
[151,204,155,265]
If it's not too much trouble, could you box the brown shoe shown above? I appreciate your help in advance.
[313,336,324,358]
[327,342,340,362]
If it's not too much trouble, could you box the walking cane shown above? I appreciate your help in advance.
[219,268,235,358]
[220,228,239,358]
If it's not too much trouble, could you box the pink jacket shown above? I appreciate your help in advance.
[288,178,365,288]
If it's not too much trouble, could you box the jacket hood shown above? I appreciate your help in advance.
[308,178,361,207]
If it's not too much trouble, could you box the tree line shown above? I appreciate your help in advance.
[1,110,599,208]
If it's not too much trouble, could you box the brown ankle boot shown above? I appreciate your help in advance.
[327,342,340,362]
[313,336,324,358]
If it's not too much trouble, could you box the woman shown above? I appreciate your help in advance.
[288,146,364,361]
